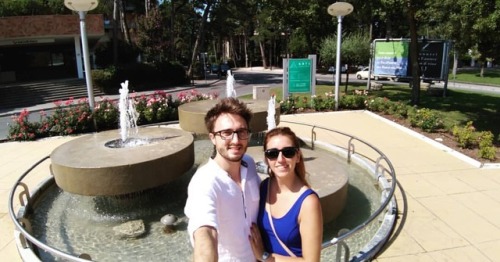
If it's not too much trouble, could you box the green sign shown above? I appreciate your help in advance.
[373,41,409,77]
[288,59,311,93]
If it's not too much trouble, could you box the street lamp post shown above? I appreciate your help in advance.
[328,2,353,110]
[64,0,99,111]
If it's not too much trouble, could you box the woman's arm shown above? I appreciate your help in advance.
[298,193,323,262]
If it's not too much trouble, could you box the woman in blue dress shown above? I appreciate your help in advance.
[249,127,323,261]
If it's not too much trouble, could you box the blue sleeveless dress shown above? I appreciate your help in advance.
[257,178,318,257]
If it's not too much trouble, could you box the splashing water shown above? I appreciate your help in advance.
[267,95,276,130]
[226,70,237,98]
[119,81,139,142]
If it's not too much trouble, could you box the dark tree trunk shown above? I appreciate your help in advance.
[407,0,420,106]
[259,41,268,69]
[120,0,131,45]
[171,0,175,61]
[113,0,119,66]
[187,2,213,78]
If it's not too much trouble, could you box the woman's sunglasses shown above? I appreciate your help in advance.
[264,147,298,160]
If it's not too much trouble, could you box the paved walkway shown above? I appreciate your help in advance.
[1,110,499,261]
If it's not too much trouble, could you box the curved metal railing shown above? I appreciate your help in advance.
[8,156,94,262]
[8,120,397,261]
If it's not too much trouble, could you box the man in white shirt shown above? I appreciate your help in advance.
[185,98,261,262]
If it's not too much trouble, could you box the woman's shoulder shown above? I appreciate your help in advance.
[300,189,322,210]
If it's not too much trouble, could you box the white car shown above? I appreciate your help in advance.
[356,67,371,79]
[356,67,386,80]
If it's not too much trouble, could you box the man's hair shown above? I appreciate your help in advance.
[204,98,253,133]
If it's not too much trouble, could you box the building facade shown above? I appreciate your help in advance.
[0,14,105,83]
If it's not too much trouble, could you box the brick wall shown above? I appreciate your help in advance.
[0,14,104,38]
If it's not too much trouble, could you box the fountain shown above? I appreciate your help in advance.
[118,80,139,142]
[50,81,195,196]
[266,95,276,130]
[178,73,280,133]
[226,70,237,98]
[9,83,397,261]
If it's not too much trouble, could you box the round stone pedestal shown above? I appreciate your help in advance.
[178,99,280,134]
[50,127,194,196]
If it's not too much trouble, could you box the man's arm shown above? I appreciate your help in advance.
[193,226,218,262]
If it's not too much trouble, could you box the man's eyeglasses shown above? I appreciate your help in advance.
[264,147,298,160]
[212,128,250,140]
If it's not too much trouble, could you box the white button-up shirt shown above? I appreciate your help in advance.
[185,154,261,262]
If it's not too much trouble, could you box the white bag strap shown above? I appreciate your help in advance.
[266,178,297,257]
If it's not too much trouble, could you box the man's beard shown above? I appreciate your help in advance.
[215,143,246,162]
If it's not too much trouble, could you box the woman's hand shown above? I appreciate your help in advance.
[249,223,266,261]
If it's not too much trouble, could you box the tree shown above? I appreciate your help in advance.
[135,7,169,62]
[319,32,370,69]
[422,0,500,77]
[187,0,215,78]
[406,0,421,105]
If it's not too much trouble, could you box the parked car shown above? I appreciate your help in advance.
[219,63,230,77]
[356,67,371,79]
[328,65,347,74]
[355,67,386,80]
[211,64,220,74]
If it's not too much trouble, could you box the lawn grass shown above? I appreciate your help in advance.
[243,82,500,139]
[450,68,500,87]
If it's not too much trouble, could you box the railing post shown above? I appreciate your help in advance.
[335,228,351,262]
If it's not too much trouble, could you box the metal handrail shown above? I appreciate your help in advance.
[8,156,92,262]
[8,120,397,261]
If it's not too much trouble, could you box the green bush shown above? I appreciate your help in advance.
[94,40,139,68]
[312,92,335,111]
[452,121,477,149]
[93,62,189,94]
[340,94,366,109]
[365,97,391,112]
[280,95,297,114]
[388,101,410,119]
[7,109,40,141]
[408,108,443,132]
[479,146,496,160]
[477,131,496,160]
[134,91,176,124]
[116,63,160,91]
[92,67,120,94]
[93,98,119,130]
[40,98,94,136]
[155,61,188,85]
[7,90,219,141]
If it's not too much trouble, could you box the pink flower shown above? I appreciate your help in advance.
[65,97,74,106]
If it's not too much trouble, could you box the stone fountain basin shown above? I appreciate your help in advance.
[178,99,280,134]
[50,127,194,196]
